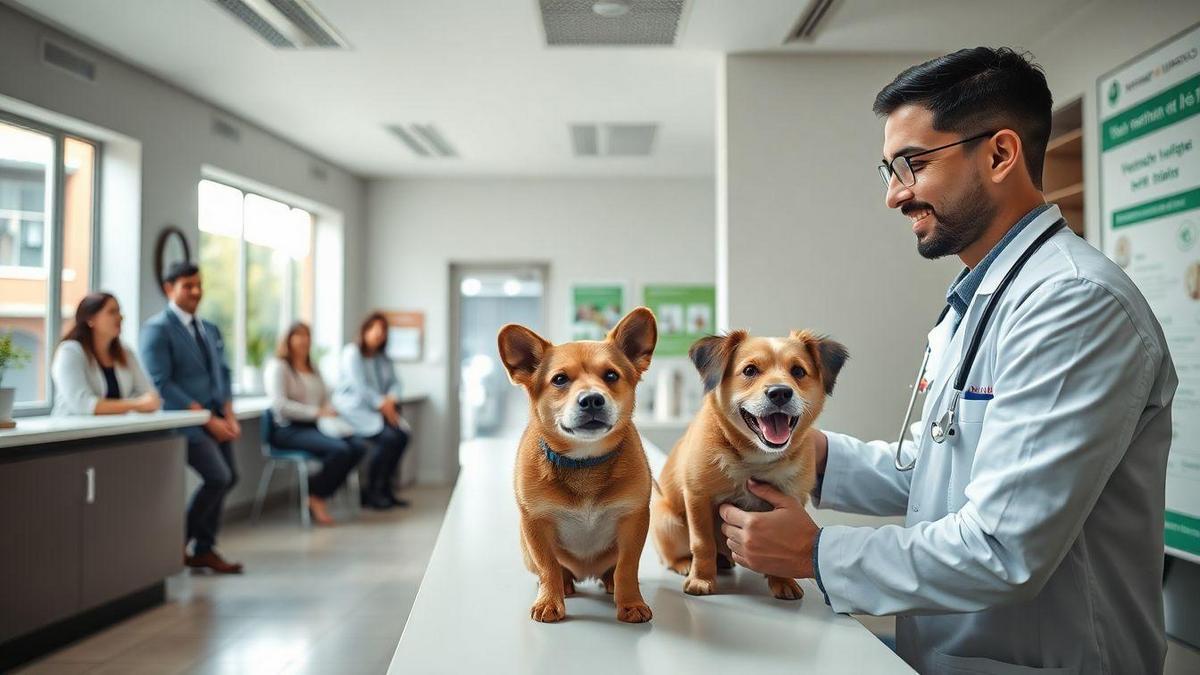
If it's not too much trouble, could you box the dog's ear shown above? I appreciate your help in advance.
[608,307,657,375]
[689,330,747,393]
[497,324,552,387]
[796,331,849,395]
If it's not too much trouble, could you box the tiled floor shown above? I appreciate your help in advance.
[15,485,453,675]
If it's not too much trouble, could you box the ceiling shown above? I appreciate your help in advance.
[8,0,1093,178]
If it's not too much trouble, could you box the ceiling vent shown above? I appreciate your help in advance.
[784,0,840,43]
[570,123,658,157]
[385,124,458,158]
[211,0,349,49]
[212,117,242,142]
[540,0,684,46]
[41,39,97,82]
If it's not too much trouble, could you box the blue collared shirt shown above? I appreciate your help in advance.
[945,203,1053,327]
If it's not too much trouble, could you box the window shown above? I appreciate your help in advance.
[198,179,314,394]
[0,115,98,411]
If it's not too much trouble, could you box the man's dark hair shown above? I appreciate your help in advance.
[873,47,1053,189]
[163,261,200,284]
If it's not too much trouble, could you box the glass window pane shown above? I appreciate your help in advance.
[61,137,95,320]
[0,120,53,405]
[245,242,285,392]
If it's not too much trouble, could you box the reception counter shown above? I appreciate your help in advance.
[0,410,208,670]
[388,437,913,674]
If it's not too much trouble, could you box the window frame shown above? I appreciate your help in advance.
[197,178,315,396]
[0,109,102,417]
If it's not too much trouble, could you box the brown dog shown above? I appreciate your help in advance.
[498,307,657,623]
[651,330,848,599]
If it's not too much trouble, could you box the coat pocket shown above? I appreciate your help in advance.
[933,651,1074,675]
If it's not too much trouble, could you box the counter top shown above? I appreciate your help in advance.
[388,436,912,674]
[0,410,211,449]
[231,393,429,420]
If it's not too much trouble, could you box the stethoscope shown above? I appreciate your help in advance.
[894,219,1067,472]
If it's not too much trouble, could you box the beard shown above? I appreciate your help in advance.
[906,177,997,260]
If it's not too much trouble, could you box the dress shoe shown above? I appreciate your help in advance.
[186,550,244,574]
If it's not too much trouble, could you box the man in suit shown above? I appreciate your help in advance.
[141,261,244,574]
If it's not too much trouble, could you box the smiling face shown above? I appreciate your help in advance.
[498,307,657,451]
[882,105,998,260]
[691,331,848,454]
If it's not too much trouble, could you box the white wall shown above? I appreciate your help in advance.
[722,52,958,448]
[0,3,368,336]
[366,177,715,484]
[1025,0,1200,244]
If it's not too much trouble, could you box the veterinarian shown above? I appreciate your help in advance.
[718,47,1177,674]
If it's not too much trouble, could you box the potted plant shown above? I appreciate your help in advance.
[243,333,270,394]
[0,331,32,427]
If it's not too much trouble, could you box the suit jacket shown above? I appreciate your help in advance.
[139,308,232,440]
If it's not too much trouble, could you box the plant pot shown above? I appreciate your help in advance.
[0,387,14,425]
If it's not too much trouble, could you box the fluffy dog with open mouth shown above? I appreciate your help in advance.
[498,307,657,623]
[651,329,848,599]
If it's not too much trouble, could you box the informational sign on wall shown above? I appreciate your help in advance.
[570,284,624,341]
[1098,23,1200,561]
[642,285,716,357]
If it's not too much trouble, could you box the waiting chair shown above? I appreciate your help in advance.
[251,409,360,527]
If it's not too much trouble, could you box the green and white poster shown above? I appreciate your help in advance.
[571,284,624,341]
[642,285,715,357]
[1099,23,1200,561]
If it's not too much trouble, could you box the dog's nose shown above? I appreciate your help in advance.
[766,385,793,406]
[578,392,606,410]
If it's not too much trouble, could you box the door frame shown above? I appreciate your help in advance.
[446,261,550,480]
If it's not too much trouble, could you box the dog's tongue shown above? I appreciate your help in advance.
[761,413,791,445]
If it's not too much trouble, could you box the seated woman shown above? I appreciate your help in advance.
[52,292,161,415]
[334,312,411,510]
[265,322,366,526]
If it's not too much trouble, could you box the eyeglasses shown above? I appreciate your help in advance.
[877,130,997,190]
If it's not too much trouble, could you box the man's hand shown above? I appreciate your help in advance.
[224,403,242,439]
[204,416,236,442]
[718,479,820,579]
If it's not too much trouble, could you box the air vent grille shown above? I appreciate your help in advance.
[570,123,657,157]
[385,124,458,158]
[785,0,840,43]
[211,0,348,49]
[212,117,242,142]
[41,39,97,82]
[540,0,684,46]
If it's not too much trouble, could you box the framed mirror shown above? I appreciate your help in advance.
[154,226,192,294]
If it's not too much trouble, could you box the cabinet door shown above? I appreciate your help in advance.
[80,435,186,609]
[0,452,82,642]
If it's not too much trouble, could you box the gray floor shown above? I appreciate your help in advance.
[15,485,453,675]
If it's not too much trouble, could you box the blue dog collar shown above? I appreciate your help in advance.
[539,438,619,469]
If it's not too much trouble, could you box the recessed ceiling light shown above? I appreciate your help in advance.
[462,278,482,296]
[503,280,522,296]
[592,1,631,19]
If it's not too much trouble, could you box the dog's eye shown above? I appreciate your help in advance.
[742,365,758,377]
[551,373,569,387]
[604,370,620,383]
[791,365,807,379]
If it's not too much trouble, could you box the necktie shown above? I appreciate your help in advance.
[191,319,213,373]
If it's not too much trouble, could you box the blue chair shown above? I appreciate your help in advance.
[251,409,360,527]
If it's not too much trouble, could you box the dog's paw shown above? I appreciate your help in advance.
[530,596,566,623]
[683,576,716,596]
[667,557,692,576]
[563,579,576,597]
[601,571,615,595]
[617,600,653,623]
[768,577,804,600]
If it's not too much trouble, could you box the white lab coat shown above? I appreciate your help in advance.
[814,206,1177,674]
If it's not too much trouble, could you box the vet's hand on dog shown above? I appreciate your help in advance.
[719,479,819,580]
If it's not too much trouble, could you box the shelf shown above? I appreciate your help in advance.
[1045,182,1084,209]
[1046,128,1082,156]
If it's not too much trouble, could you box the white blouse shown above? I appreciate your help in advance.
[265,357,330,426]
[51,339,156,415]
